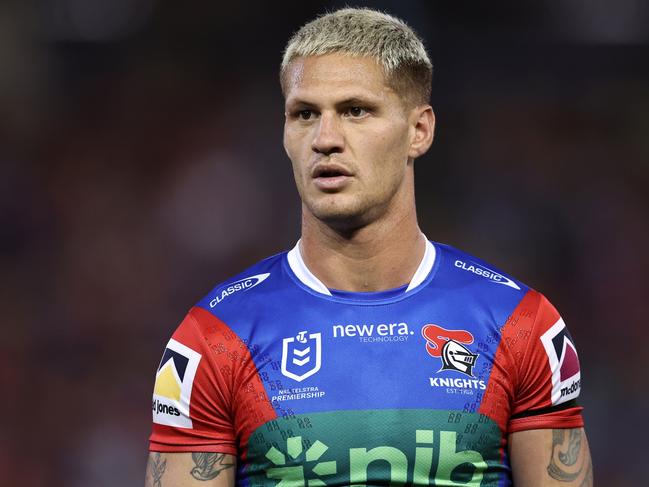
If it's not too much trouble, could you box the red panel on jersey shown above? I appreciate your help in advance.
[479,290,584,433]
[149,307,277,459]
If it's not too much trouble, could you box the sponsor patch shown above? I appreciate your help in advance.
[281,331,322,382]
[209,273,270,307]
[540,318,581,405]
[454,260,521,290]
[152,338,201,428]
[332,321,414,343]
[422,324,479,377]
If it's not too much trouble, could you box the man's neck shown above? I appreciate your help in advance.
[299,207,425,293]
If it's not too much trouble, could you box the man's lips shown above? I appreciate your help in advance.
[311,163,353,179]
[311,163,353,191]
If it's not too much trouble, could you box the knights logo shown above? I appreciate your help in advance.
[422,324,479,377]
[281,331,322,382]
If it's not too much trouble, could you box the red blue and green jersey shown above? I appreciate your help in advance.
[149,240,583,486]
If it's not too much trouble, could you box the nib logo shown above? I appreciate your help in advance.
[265,436,337,487]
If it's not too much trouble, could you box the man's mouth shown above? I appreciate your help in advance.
[312,164,352,179]
[312,164,353,190]
[317,169,344,178]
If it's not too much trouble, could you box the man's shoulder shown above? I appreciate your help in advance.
[195,251,289,312]
[432,241,531,294]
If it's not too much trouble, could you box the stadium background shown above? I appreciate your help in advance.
[1,0,647,485]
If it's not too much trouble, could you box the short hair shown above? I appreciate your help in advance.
[280,7,432,106]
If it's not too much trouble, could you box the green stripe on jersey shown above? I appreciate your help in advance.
[245,409,505,486]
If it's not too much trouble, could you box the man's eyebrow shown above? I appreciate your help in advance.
[335,96,380,107]
[284,96,384,115]
[286,94,382,107]
[285,97,317,109]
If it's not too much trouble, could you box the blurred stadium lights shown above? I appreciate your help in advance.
[40,0,155,42]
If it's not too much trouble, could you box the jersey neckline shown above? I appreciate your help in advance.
[284,238,438,304]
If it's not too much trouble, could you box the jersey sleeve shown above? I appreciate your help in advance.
[507,291,584,432]
[149,308,237,453]
[149,306,277,454]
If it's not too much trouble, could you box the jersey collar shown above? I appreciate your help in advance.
[286,236,436,297]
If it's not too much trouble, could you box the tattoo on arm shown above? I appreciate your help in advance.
[580,455,594,487]
[191,453,235,481]
[547,429,592,484]
[559,429,581,467]
[148,453,167,487]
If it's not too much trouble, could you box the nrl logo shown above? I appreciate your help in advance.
[281,331,322,382]
[422,324,479,377]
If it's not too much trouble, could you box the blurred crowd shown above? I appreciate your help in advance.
[1,1,648,485]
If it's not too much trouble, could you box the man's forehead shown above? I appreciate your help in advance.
[283,53,393,101]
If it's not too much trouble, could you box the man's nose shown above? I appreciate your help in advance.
[311,113,344,155]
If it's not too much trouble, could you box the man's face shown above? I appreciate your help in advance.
[283,53,417,229]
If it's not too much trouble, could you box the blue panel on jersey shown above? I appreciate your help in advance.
[196,243,529,419]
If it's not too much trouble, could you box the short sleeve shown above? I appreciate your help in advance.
[148,306,276,454]
[149,308,237,453]
[507,292,584,432]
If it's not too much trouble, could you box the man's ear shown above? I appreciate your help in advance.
[408,105,435,159]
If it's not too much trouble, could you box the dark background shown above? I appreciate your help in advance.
[1,1,647,485]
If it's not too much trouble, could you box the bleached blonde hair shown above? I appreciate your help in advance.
[280,7,432,106]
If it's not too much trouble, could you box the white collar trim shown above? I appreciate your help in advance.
[287,236,435,296]
[287,241,332,296]
[405,238,436,292]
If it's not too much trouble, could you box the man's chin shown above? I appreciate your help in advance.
[306,201,372,232]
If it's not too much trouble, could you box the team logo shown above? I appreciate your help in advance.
[281,331,322,382]
[422,325,479,377]
[541,318,581,405]
[152,338,201,428]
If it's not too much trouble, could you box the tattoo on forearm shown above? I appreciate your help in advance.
[148,453,167,487]
[548,429,591,484]
[191,452,235,481]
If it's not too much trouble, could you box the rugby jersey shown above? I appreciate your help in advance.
[149,241,583,486]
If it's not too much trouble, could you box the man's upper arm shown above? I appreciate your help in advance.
[499,291,591,485]
[145,452,236,487]
[147,311,243,486]
[509,428,593,487]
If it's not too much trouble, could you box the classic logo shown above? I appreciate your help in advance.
[209,273,270,307]
[454,260,521,290]
[152,338,201,428]
[281,331,322,382]
[541,318,581,405]
[422,325,479,377]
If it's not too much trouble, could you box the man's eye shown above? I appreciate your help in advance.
[298,110,314,120]
[346,107,367,117]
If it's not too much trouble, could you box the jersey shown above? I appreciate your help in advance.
[149,241,584,486]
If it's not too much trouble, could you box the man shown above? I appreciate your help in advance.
[146,8,592,487]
